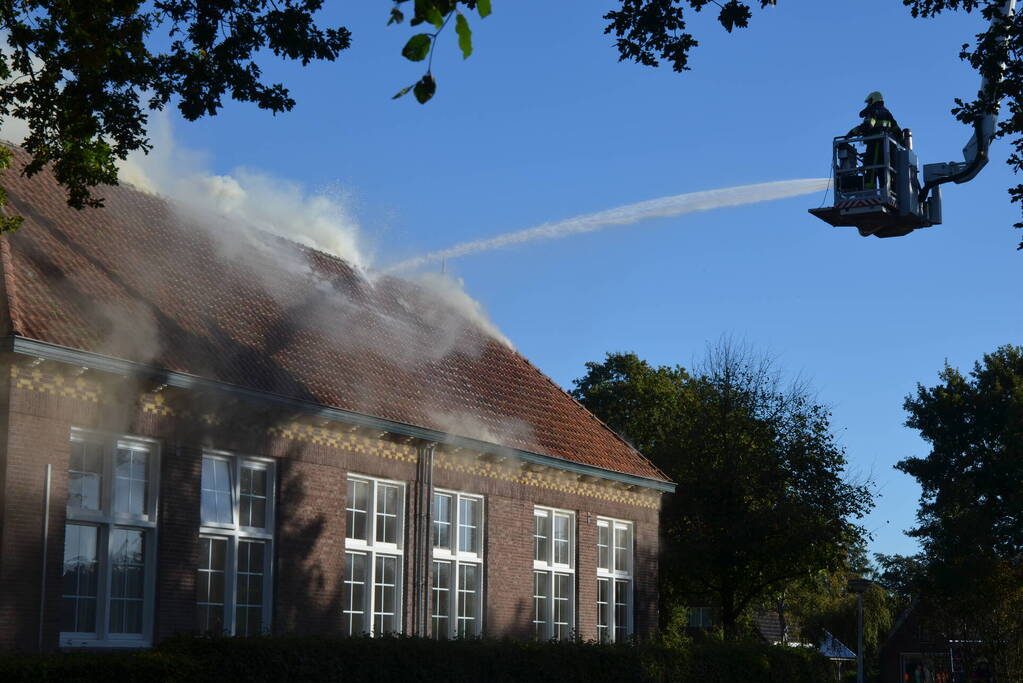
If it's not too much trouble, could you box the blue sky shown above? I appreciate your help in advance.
[160,0,1023,559]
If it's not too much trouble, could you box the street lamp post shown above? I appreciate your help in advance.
[847,578,873,683]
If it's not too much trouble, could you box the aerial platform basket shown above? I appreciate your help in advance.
[809,132,942,238]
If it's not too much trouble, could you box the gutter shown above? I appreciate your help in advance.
[4,335,676,493]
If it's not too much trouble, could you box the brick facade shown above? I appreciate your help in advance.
[0,359,665,651]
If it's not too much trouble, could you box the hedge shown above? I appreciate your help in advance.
[0,635,833,682]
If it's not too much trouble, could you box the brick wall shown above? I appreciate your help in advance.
[484,494,534,638]
[274,456,346,635]
[576,511,599,641]
[0,374,76,650]
[0,360,665,650]
[154,444,202,641]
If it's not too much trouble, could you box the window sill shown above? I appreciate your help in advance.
[60,636,151,649]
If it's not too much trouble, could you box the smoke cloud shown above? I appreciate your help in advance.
[386,178,832,272]
[113,113,513,358]
[118,113,371,271]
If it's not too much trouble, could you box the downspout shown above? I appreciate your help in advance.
[38,463,51,652]
[412,442,436,636]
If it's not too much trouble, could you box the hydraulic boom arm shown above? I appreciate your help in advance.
[921,0,1017,199]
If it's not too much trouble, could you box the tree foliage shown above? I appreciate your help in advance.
[897,344,1023,675]
[571,342,872,640]
[899,344,1023,558]
[0,0,351,215]
[901,0,1023,248]
[781,571,895,680]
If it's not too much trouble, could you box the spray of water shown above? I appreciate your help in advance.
[386,178,831,273]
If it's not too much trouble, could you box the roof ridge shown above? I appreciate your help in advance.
[512,351,671,483]
[0,233,22,336]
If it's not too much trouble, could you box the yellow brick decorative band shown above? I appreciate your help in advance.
[269,423,418,463]
[141,393,174,416]
[10,365,102,403]
[433,451,659,509]
[273,420,660,509]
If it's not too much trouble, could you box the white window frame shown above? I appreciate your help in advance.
[343,475,406,636]
[430,489,484,639]
[61,429,160,648]
[596,517,633,642]
[687,606,715,628]
[197,450,276,636]
[533,506,575,640]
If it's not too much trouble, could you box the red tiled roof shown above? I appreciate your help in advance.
[0,151,668,483]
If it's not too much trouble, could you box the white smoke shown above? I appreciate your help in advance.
[0,115,27,146]
[114,113,512,352]
[118,113,371,270]
[428,409,536,451]
[386,178,832,272]
[405,272,512,347]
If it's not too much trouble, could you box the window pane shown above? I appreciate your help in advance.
[458,498,480,555]
[61,524,98,633]
[68,441,102,512]
[344,552,368,636]
[688,606,713,628]
[197,537,228,633]
[201,458,233,525]
[553,573,572,640]
[457,564,479,637]
[597,524,610,571]
[614,525,630,574]
[553,514,571,566]
[433,493,452,550]
[614,580,630,641]
[533,513,550,564]
[376,485,400,545]
[597,578,610,642]
[114,448,149,516]
[373,555,399,634]
[431,560,451,639]
[346,479,369,542]
[236,541,266,636]
[240,465,269,528]
[109,529,146,634]
[532,571,549,639]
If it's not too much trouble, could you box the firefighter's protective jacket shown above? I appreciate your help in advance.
[855,101,903,143]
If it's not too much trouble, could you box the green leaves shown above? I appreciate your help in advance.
[573,342,871,640]
[718,0,753,33]
[0,0,353,213]
[0,147,23,233]
[393,74,438,104]
[402,34,432,62]
[426,6,445,29]
[388,1,492,103]
[898,345,1023,672]
[413,74,437,103]
[455,14,472,59]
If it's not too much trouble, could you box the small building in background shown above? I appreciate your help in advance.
[0,150,673,651]
[879,600,998,683]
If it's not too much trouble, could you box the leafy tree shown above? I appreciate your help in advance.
[897,344,1023,676]
[781,570,895,681]
[571,342,873,640]
[0,0,352,225]
[872,551,924,606]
